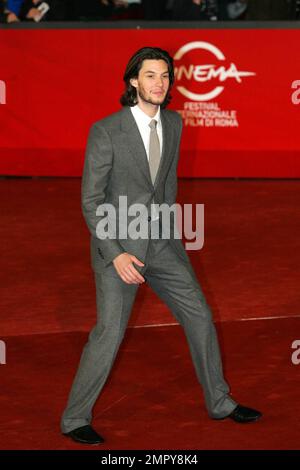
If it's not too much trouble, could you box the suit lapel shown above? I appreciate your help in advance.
[120,106,174,190]
[121,106,153,189]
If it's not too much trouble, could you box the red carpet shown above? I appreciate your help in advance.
[1,317,299,450]
[0,177,299,449]
[1,178,300,336]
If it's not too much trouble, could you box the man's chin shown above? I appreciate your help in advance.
[149,97,165,105]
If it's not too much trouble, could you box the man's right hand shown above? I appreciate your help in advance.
[113,253,145,284]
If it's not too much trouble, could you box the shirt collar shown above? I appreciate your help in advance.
[131,104,161,128]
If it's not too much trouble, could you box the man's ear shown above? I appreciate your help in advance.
[130,78,138,88]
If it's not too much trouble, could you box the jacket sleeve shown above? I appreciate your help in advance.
[81,123,125,267]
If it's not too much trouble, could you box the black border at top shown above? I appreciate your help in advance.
[0,20,300,30]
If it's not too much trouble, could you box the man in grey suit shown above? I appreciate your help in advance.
[61,47,262,445]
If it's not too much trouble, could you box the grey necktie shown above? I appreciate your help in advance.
[148,119,161,185]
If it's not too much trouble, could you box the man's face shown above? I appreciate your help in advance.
[130,59,170,106]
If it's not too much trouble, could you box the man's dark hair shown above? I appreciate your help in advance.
[120,46,175,109]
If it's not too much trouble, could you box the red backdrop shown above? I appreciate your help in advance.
[0,28,300,177]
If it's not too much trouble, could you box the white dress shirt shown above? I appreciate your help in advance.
[130,104,163,162]
[130,104,163,221]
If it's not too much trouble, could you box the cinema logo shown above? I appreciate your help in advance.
[174,41,256,128]
[291,80,300,105]
[174,41,255,101]
[0,80,6,104]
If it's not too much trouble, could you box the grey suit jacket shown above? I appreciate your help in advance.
[81,105,190,273]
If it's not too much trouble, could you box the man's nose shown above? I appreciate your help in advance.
[155,77,164,87]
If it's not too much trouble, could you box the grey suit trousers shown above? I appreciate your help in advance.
[61,222,237,433]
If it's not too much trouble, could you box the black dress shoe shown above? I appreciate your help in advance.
[228,405,262,423]
[64,425,104,444]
